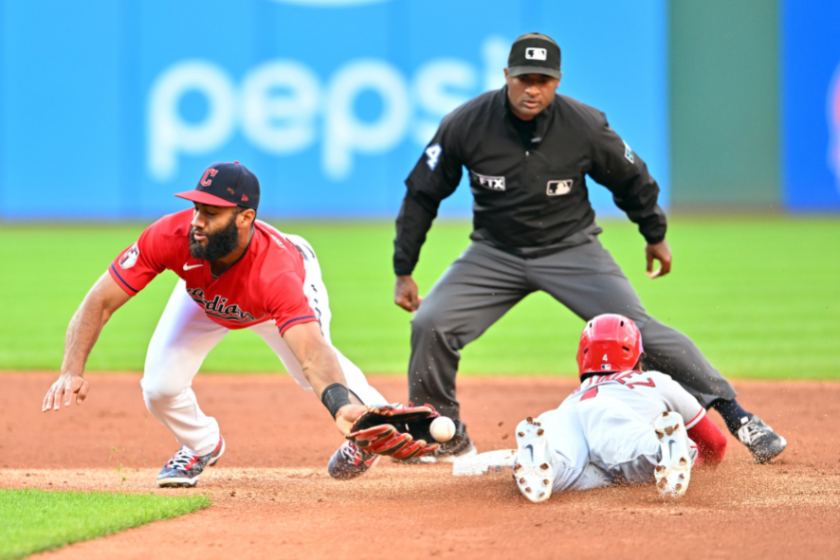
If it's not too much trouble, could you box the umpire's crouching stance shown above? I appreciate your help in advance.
[392,33,786,464]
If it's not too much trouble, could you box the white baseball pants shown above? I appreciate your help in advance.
[539,397,667,492]
[140,234,387,456]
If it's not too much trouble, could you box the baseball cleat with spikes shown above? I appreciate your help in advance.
[737,415,787,464]
[654,412,691,498]
[157,436,225,488]
[328,440,380,480]
[513,416,553,503]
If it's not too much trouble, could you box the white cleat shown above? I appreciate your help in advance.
[654,411,692,498]
[513,416,553,503]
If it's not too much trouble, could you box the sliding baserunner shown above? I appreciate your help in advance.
[513,314,727,502]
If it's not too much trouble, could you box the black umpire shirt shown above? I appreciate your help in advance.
[393,86,667,275]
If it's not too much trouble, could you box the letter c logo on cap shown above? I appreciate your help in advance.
[200,168,218,186]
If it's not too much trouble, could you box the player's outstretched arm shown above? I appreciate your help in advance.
[282,321,367,434]
[42,272,131,412]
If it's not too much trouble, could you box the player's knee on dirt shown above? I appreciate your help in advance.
[601,433,660,485]
[607,453,659,486]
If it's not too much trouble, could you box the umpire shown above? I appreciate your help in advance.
[392,33,786,464]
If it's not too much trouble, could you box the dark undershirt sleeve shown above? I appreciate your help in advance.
[393,190,441,275]
[587,112,667,244]
[393,118,464,275]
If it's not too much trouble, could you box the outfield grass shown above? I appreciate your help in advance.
[0,488,209,559]
[1,217,838,378]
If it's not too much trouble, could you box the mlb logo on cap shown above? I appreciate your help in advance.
[508,33,562,79]
[526,48,547,61]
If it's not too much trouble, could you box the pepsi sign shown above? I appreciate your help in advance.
[0,0,668,219]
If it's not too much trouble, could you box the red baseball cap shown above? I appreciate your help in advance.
[175,161,260,210]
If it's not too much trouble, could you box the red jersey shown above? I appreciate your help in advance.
[108,209,317,335]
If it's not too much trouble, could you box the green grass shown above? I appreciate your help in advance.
[1,216,838,379]
[0,488,209,559]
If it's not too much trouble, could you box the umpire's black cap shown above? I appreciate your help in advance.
[508,33,562,79]
[175,161,260,211]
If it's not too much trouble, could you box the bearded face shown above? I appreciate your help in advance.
[189,210,240,261]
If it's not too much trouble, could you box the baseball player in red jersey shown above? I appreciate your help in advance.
[513,314,728,502]
[42,161,391,486]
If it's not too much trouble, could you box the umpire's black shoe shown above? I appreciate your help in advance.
[392,422,477,464]
[328,440,379,480]
[737,415,787,464]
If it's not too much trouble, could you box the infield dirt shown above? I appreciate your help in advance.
[2,374,839,559]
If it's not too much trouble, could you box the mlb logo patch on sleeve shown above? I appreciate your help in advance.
[119,243,140,269]
[623,141,635,163]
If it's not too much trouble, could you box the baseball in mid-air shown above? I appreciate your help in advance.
[430,416,456,442]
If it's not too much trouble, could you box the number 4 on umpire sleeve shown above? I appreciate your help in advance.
[425,144,442,170]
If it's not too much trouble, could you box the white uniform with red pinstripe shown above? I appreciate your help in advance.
[535,370,706,492]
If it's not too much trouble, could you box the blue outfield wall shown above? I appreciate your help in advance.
[782,0,840,211]
[0,0,669,220]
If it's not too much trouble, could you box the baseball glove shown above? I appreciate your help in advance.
[346,405,440,460]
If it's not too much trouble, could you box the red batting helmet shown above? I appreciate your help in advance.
[576,314,643,379]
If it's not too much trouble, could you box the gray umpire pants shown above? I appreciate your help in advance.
[408,238,737,422]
